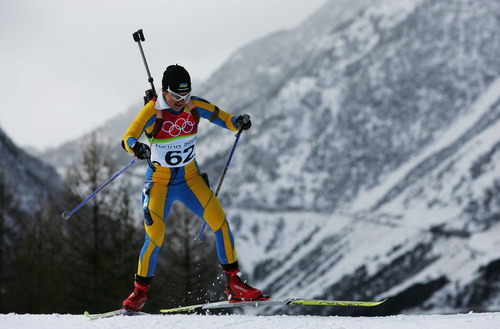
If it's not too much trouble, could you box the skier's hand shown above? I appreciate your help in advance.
[132,142,151,160]
[144,89,157,103]
[236,114,252,130]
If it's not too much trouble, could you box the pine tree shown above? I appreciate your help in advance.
[0,156,71,313]
[10,198,67,313]
[0,163,10,312]
[62,131,141,313]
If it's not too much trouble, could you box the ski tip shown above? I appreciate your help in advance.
[371,298,388,306]
[361,298,388,306]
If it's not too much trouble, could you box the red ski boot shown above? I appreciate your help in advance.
[224,268,270,303]
[122,280,150,311]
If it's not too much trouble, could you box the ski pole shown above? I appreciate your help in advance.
[61,159,136,220]
[132,29,157,104]
[195,126,246,244]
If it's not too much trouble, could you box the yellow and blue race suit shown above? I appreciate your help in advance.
[122,95,239,278]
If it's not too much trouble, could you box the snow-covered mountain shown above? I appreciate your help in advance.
[0,127,63,214]
[222,0,500,315]
[40,0,500,314]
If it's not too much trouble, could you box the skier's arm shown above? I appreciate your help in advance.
[122,100,156,154]
[190,96,239,131]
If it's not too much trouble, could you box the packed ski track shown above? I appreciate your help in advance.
[1,312,499,329]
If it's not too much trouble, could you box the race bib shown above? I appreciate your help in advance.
[148,109,199,168]
[151,135,196,168]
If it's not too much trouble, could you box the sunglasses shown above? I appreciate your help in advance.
[166,88,191,102]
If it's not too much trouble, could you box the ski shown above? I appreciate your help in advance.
[159,298,387,313]
[84,309,146,320]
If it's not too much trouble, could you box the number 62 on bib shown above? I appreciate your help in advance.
[151,136,196,168]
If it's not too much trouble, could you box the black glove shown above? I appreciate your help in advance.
[143,89,157,105]
[132,142,151,160]
[235,114,252,130]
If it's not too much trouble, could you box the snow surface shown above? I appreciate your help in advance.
[1,312,499,329]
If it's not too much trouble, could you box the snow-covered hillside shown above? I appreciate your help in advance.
[0,128,63,213]
[1,312,500,329]
[220,0,500,315]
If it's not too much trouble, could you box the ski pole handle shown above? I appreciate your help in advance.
[132,29,145,42]
[133,29,155,91]
[195,129,244,243]
[62,159,136,220]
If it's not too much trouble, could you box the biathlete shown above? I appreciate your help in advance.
[120,64,269,311]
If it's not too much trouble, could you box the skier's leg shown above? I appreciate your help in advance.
[182,172,236,264]
[137,179,173,277]
[123,179,173,311]
[182,169,270,301]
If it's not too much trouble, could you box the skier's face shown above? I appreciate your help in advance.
[163,89,190,112]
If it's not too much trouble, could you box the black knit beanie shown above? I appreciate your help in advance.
[162,64,191,93]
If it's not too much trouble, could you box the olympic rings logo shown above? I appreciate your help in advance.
[162,115,195,137]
